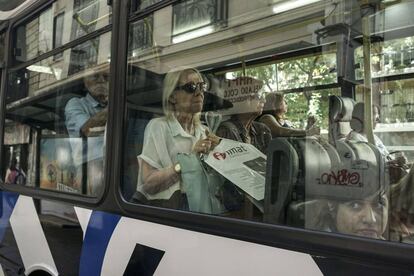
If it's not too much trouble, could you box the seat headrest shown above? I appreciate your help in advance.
[305,141,383,202]
[329,96,355,122]
[350,102,364,133]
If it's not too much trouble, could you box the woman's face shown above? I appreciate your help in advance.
[335,193,388,239]
[276,98,287,115]
[248,93,266,116]
[172,71,205,114]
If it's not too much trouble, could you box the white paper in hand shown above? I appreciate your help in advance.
[204,139,266,201]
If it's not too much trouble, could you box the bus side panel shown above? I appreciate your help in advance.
[0,192,83,276]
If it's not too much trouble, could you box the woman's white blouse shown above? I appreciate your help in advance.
[137,116,206,200]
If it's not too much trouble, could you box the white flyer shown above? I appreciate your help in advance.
[204,138,266,201]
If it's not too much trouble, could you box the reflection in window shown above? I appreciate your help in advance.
[53,13,65,59]
[277,52,337,90]
[128,16,153,57]
[355,36,414,80]
[14,0,112,63]
[121,0,414,245]
[172,0,227,43]
[284,89,340,131]
[4,32,111,196]
[135,0,163,11]
[224,59,339,131]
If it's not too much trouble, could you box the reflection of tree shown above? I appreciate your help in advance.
[228,53,338,129]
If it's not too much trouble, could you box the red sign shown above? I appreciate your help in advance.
[319,169,361,186]
[213,152,227,160]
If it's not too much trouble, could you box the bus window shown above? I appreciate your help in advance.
[121,0,414,245]
[3,7,111,197]
[14,0,112,63]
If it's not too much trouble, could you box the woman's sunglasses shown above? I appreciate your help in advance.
[175,82,207,94]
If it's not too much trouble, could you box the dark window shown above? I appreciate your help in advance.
[53,13,65,59]
[128,16,153,57]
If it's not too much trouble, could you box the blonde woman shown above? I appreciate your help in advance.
[136,67,219,210]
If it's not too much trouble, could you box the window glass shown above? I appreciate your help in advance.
[355,36,414,80]
[14,0,112,62]
[172,0,226,43]
[3,32,111,196]
[122,0,414,244]
[276,52,337,90]
[128,16,153,57]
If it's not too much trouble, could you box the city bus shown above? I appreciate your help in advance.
[0,0,414,275]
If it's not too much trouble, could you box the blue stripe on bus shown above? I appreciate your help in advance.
[0,191,19,242]
[79,211,121,276]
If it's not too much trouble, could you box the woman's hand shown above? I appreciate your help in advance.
[193,138,213,154]
[193,130,222,154]
[205,129,221,149]
[306,125,320,136]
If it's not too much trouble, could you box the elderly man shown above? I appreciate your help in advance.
[64,68,109,196]
[65,70,109,137]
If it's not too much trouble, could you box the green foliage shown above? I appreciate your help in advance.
[228,52,339,130]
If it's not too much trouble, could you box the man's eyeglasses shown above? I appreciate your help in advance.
[175,82,207,94]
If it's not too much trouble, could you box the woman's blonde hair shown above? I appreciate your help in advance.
[263,92,285,119]
[162,66,203,124]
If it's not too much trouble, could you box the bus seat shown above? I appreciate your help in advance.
[264,135,385,230]
[319,139,341,169]
[122,110,153,201]
[264,138,299,224]
[297,137,332,192]
[264,137,331,225]
[328,96,355,144]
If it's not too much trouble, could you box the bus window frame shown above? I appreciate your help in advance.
[0,0,115,207]
[115,0,414,272]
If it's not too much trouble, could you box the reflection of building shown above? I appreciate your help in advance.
[17,0,112,95]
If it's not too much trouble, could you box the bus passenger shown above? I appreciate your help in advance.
[258,92,320,137]
[65,70,109,137]
[64,69,109,195]
[216,86,271,217]
[345,104,414,241]
[307,169,389,240]
[217,90,270,153]
[330,192,389,239]
[136,67,220,210]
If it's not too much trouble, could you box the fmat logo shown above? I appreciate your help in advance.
[213,152,227,160]
[213,145,248,160]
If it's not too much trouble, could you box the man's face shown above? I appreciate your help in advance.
[84,72,109,106]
